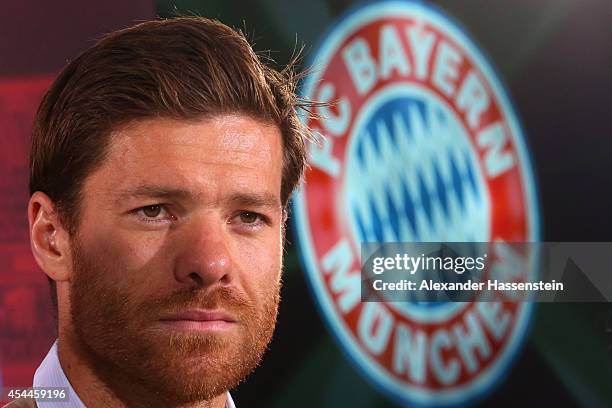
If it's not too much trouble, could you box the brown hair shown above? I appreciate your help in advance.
[30,16,313,232]
[29,16,315,311]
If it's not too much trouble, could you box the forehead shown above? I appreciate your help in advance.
[84,114,283,199]
[112,114,279,162]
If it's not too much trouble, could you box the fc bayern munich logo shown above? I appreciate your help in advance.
[292,1,540,406]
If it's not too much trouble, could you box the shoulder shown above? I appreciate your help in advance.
[2,398,37,408]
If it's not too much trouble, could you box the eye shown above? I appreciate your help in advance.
[230,211,269,231]
[239,211,260,224]
[142,205,162,218]
[130,204,175,224]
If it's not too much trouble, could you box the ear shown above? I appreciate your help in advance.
[28,192,73,284]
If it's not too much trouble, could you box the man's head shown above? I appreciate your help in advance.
[27,17,309,405]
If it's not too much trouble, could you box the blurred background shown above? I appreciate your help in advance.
[1,0,611,406]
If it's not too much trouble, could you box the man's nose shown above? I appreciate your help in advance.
[173,220,233,288]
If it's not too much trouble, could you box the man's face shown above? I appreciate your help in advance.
[67,114,284,404]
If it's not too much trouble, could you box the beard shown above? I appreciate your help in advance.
[67,236,281,407]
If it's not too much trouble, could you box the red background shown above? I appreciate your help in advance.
[0,0,153,390]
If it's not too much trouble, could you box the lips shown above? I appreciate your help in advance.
[160,309,236,323]
[158,309,237,332]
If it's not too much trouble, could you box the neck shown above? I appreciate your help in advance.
[57,332,228,408]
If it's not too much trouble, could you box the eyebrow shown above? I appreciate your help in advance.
[114,185,281,210]
[114,186,193,203]
[224,192,281,210]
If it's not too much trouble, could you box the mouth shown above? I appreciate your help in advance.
[158,309,237,332]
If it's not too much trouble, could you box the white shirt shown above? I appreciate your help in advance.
[33,340,236,408]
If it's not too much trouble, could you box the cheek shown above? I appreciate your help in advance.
[78,226,171,294]
[231,232,282,299]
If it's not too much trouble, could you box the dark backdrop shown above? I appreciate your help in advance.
[1,1,611,406]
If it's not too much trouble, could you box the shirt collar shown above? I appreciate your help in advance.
[34,339,236,407]
[33,340,86,408]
